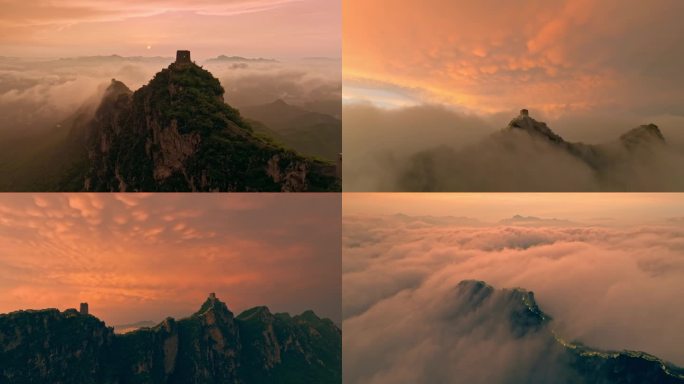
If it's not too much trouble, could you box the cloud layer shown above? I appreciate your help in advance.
[343,206,684,382]
[0,194,341,325]
[343,104,684,191]
[0,55,339,137]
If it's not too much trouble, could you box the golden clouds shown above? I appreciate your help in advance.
[0,0,339,58]
[344,0,684,116]
[0,194,340,325]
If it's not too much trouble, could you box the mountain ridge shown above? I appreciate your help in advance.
[77,54,339,192]
[453,280,684,383]
[0,294,341,383]
[399,108,679,191]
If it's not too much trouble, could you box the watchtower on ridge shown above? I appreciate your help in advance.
[176,50,191,64]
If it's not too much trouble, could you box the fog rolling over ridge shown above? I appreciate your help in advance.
[343,195,684,383]
[343,0,684,192]
[343,105,684,191]
[0,54,340,191]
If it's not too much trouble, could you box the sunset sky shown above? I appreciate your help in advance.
[344,0,684,121]
[0,194,341,325]
[344,193,684,224]
[0,0,340,59]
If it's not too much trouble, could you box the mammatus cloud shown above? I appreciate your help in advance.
[0,194,341,325]
[343,1,684,192]
[344,0,684,116]
[343,212,684,383]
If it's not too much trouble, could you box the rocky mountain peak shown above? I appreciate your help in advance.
[104,78,132,97]
[452,280,550,337]
[196,293,233,318]
[297,309,323,322]
[506,109,566,144]
[96,79,132,119]
[68,52,340,192]
[620,123,666,149]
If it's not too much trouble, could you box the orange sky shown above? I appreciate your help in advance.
[0,0,340,59]
[344,193,684,224]
[343,0,684,117]
[0,194,341,325]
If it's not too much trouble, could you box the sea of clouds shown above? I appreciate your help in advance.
[343,214,684,383]
[0,55,340,139]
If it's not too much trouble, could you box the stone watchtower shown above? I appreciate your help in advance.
[520,109,529,117]
[209,292,216,300]
[176,50,192,65]
[80,302,89,315]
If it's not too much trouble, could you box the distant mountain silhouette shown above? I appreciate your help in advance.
[205,55,278,63]
[498,214,578,227]
[242,99,341,162]
[113,320,157,334]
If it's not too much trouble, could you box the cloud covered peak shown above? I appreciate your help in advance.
[620,123,666,149]
[449,280,551,338]
[507,109,566,144]
[345,277,684,383]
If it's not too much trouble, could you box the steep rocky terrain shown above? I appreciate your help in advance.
[79,54,338,192]
[452,280,684,383]
[0,295,341,383]
[0,308,118,383]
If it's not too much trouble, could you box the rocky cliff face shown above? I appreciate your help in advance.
[0,308,118,383]
[0,295,341,383]
[453,280,684,384]
[81,59,338,192]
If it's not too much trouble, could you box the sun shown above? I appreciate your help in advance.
[146,45,152,50]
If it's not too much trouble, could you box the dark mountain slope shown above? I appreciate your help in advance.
[0,100,94,191]
[241,99,341,162]
[82,54,338,192]
[0,294,341,383]
[450,280,684,384]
